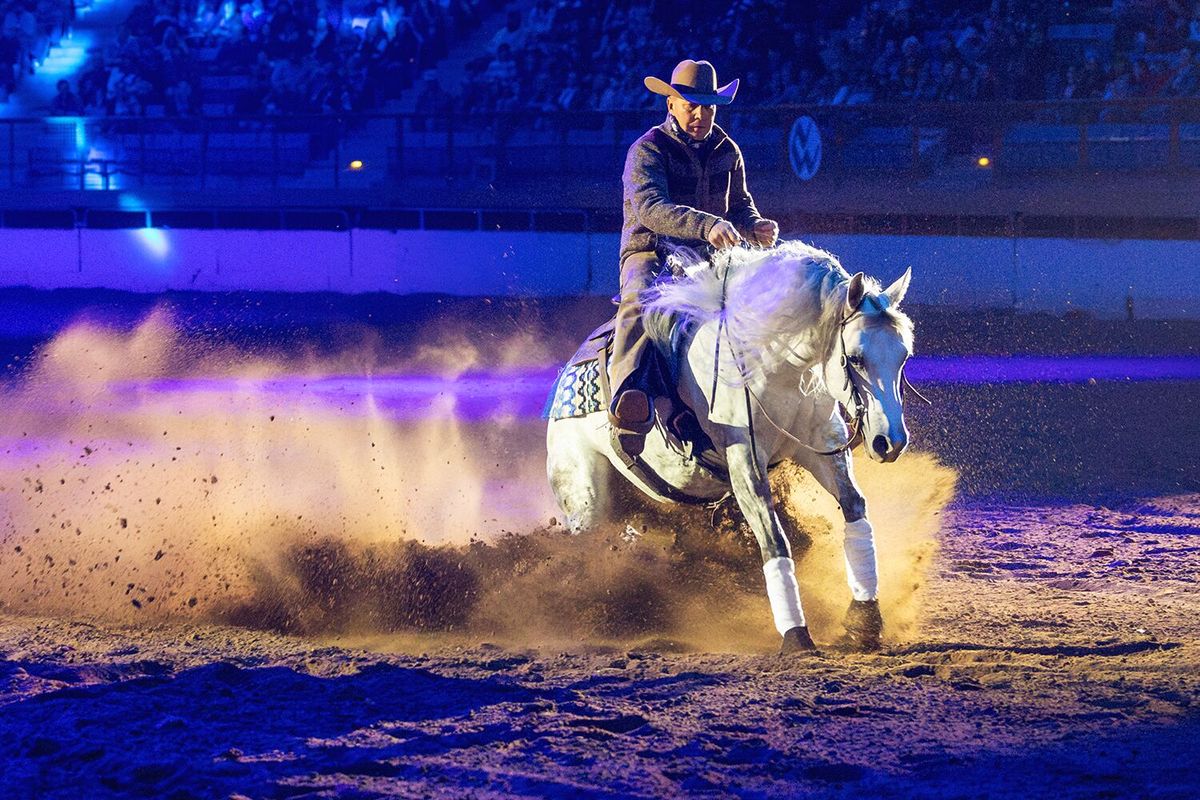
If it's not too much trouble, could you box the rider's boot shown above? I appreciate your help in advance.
[609,389,654,458]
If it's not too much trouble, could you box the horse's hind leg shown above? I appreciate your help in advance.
[546,422,611,533]
[794,449,883,651]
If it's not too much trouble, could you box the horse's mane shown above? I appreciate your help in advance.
[643,241,911,386]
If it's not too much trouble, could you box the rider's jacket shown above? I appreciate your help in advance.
[619,114,765,266]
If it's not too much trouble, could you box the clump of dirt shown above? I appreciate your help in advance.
[220,538,482,634]
[216,520,760,647]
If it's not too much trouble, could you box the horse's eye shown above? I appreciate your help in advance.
[846,355,865,366]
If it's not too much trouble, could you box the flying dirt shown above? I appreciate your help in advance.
[1,302,1197,798]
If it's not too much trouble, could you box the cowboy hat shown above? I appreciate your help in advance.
[644,59,739,105]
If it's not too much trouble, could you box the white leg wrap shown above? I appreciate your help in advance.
[844,518,879,601]
[762,556,806,636]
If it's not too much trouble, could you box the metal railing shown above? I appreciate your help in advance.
[1,204,1196,242]
[2,98,1200,192]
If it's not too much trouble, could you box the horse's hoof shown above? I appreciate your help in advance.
[780,626,819,655]
[838,599,883,653]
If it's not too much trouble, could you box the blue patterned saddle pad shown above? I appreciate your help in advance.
[546,359,604,420]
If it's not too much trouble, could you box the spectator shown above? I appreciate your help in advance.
[1076,50,1107,99]
[212,0,241,39]
[1060,64,1082,100]
[414,68,448,121]
[1165,46,1199,95]
[18,1,37,75]
[483,42,515,84]
[1130,57,1163,95]
[973,62,999,100]
[194,0,220,38]
[525,0,554,38]
[48,0,1200,122]
[50,77,80,114]
[241,0,269,39]
[0,28,18,98]
[488,9,522,53]
[276,1,309,59]
[556,70,582,111]
[165,77,194,114]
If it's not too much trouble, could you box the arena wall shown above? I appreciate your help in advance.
[0,229,1193,318]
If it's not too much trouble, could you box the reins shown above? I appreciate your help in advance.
[901,369,931,406]
[710,260,769,481]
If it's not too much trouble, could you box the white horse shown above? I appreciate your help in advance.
[545,241,914,653]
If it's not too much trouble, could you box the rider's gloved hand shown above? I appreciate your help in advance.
[707,219,741,249]
[753,219,779,247]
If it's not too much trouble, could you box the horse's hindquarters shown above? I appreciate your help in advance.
[547,411,728,521]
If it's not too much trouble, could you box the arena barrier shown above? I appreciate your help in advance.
[0,227,1195,319]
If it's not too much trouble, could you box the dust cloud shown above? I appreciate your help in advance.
[0,309,956,652]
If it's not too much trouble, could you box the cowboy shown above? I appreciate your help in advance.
[609,59,778,457]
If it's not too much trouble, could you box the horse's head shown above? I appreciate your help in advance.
[825,268,914,463]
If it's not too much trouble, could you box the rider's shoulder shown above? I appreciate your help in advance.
[636,124,672,147]
[710,124,740,152]
[626,125,672,160]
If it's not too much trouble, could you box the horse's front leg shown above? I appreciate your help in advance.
[794,447,883,651]
[724,441,817,654]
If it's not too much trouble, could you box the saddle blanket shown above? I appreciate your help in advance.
[546,358,604,420]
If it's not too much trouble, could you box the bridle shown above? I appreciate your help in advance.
[815,307,871,456]
[738,293,930,460]
[706,256,930,469]
[822,294,932,449]
[700,292,929,524]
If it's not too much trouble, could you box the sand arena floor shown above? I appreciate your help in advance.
[0,294,1197,798]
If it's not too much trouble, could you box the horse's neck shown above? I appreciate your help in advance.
[682,317,824,416]
[782,327,828,371]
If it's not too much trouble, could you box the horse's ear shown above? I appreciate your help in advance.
[884,267,912,307]
[845,272,866,313]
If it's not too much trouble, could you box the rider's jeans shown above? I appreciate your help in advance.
[609,251,660,409]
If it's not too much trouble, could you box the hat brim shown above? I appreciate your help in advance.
[644,76,738,105]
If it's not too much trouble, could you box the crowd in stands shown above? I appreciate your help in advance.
[1078,0,1200,105]
[448,0,1200,119]
[58,0,496,116]
[1,0,72,103]
[42,0,1200,118]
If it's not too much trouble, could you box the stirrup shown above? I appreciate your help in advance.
[611,426,646,459]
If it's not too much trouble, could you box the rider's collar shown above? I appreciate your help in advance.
[667,115,712,150]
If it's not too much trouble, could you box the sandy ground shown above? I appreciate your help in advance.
[1,299,1198,798]
[1,493,1197,799]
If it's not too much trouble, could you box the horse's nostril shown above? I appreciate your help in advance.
[872,435,889,457]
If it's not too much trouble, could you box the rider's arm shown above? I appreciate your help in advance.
[624,136,721,241]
